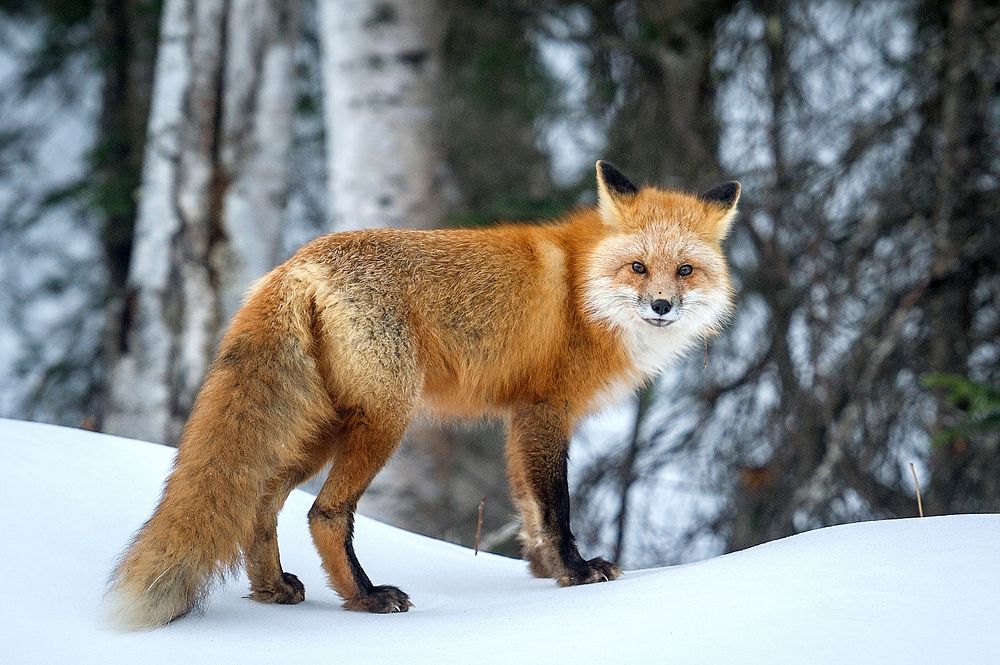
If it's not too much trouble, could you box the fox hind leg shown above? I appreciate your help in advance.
[245,471,308,605]
[308,407,413,613]
[245,420,346,605]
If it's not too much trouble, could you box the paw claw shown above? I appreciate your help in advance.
[343,585,412,614]
[559,557,622,586]
[249,571,306,605]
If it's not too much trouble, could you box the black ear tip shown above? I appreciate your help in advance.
[597,160,639,196]
[701,180,741,208]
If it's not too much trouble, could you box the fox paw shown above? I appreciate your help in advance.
[343,585,413,614]
[558,557,623,587]
[249,572,306,605]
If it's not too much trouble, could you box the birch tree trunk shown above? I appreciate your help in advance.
[318,0,447,230]
[104,0,298,444]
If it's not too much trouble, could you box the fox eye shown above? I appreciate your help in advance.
[631,261,647,275]
[677,264,694,277]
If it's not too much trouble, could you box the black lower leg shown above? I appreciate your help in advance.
[534,449,589,573]
[309,502,412,613]
[515,403,622,586]
[536,456,621,585]
[341,509,374,595]
[340,509,412,613]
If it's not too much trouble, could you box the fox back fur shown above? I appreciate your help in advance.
[108,161,740,628]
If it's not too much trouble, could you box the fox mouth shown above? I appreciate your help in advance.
[642,318,674,328]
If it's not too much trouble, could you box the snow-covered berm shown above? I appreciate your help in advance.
[1,418,998,664]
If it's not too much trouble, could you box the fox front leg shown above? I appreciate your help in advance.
[506,402,622,586]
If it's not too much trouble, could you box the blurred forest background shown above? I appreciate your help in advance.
[0,0,997,566]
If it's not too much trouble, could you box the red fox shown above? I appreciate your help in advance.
[108,161,739,628]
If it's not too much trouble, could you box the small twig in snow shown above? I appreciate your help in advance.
[909,462,924,517]
[474,496,486,555]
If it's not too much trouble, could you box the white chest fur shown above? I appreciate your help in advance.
[588,323,702,412]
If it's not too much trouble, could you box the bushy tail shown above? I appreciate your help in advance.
[107,273,330,629]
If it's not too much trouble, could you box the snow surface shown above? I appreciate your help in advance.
[1,418,998,664]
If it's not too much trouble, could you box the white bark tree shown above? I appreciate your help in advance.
[105,0,299,443]
[318,0,448,230]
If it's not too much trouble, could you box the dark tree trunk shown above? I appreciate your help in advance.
[92,0,161,429]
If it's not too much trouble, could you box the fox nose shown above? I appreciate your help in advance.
[651,299,672,316]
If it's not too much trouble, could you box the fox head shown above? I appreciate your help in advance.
[584,160,739,371]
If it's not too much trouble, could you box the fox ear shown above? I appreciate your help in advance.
[700,181,741,240]
[595,160,638,227]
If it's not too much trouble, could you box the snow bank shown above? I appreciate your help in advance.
[1,418,997,664]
